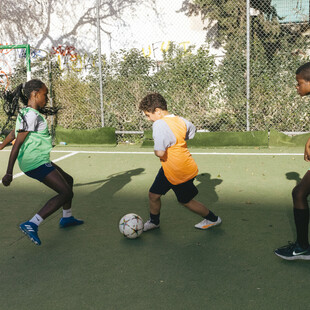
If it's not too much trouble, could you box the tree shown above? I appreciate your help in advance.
[179,0,308,59]
[0,0,157,51]
[178,0,310,132]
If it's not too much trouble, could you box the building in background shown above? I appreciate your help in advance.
[271,0,309,23]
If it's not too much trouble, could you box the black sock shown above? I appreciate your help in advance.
[294,208,309,249]
[205,211,218,222]
[150,213,160,225]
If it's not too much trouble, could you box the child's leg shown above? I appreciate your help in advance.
[182,199,220,229]
[274,171,310,259]
[144,168,171,231]
[39,169,73,219]
[149,191,161,215]
[172,179,220,229]
[52,163,73,211]
[291,170,310,248]
[182,199,209,217]
[144,192,162,231]
[143,192,161,229]
[41,164,83,228]
[19,169,73,246]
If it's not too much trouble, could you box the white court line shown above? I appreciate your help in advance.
[52,151,79,162]
[192,152,303,156]
[0,151,79,184]
[1,149,304,156]
[49,150,304,156]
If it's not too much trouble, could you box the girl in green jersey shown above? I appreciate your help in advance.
[1,79,83,245]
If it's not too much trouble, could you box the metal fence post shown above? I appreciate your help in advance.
[246,0,250,131]
[97,0,104,127]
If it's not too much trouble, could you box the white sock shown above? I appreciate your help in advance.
[29,214,44,226]
[63,209,72,218]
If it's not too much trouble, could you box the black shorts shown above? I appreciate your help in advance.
[24,162,55,182]
[149,167,198,204]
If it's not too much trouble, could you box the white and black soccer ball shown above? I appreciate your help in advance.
[119,213,144,239]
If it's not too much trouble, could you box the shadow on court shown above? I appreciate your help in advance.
[74,167,145,198]
[74,170,223,204]
[286,171,302,185]
[195,172,223,205]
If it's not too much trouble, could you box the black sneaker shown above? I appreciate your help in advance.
[275,242,310,260]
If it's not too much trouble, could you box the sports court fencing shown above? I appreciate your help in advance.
[0,0,310,141]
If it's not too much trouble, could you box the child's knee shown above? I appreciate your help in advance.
[149,191,161,202]
[66,174,74,187]
[57,168,73,187]
[292,184,306,201]
[62,187,74,201]
[292,185,299,199]
[68,189,74,200]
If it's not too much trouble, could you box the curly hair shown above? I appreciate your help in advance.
[139,93,167,113]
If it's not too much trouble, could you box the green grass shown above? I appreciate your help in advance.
[0,145,309,309]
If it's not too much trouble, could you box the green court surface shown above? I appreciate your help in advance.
[1,145,310,309]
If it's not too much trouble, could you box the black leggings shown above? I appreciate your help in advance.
[292,170,310,210]
[292,170,310,248]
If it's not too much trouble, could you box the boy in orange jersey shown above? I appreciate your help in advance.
[139,93,221,231]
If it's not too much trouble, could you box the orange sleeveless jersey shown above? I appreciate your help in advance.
[161,116,198,185]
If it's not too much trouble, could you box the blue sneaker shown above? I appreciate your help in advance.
[59,216,84,228]
[19,221,41,245]
[275,242,310,260]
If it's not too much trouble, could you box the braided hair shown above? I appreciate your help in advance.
[2,79,60,117]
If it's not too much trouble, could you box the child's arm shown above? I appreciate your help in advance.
[2,131,29,186]
[304,137,310,162]
[0,130,15,150]
[154,150,166,158]
[154,150,167,162]
[152,120,173,161]
[181,118,196,140]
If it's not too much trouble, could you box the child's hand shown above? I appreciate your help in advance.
[2,174,12,186]
[304,138,310,162]
[305,153,310,162]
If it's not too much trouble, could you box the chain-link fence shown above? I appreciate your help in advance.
[0,0,310,141]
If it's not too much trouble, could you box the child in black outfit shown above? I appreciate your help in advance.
[275,62,310,260]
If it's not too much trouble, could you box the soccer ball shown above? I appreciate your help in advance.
[119,213,144,239]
